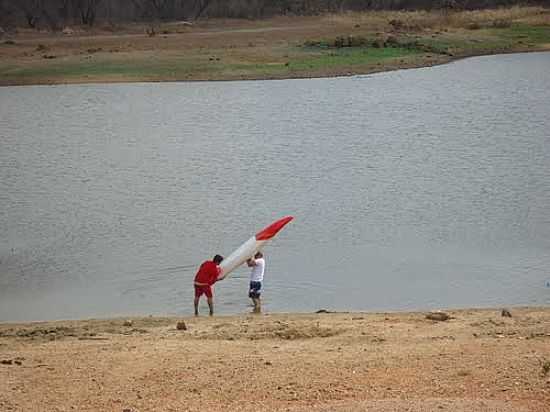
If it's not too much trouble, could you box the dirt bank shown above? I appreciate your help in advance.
[1,307,549,411]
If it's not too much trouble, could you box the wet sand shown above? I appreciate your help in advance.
[1,307,549,411]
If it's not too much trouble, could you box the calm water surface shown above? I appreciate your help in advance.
[1,52,550,321]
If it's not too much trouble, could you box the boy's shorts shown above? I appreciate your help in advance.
[194,284,213,298]
[249,281,262,298]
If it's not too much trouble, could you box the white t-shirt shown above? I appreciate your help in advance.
[249,258,265,282]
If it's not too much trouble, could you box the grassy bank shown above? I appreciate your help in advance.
[0,6,549,85]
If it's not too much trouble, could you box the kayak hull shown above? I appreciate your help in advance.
[219,216,293,278]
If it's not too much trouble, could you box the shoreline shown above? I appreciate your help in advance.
[0,47,548,89]
[0,303,548,325]
[1,8,549,87]
[1,307,549,411]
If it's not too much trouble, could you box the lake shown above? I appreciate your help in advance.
[1,52,549,321]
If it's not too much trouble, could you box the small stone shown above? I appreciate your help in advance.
[501,309,512,318]
[426,312,450,322]
[1,359,13,365]
[176,321,187,331]
[265,361,272,366]
[123,320,133,327]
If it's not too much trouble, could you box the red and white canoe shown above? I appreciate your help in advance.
[219,216,293,278]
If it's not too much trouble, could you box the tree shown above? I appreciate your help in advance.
[76,0,102,26]
[17,0,42,28]
[14,0,60,30]
[149,0,171,19]
[58,0,73,25]
[0,0,17,30]
[193,0,211,19]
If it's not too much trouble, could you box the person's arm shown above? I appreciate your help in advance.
[246,258,257,267]
[215,266,225,282]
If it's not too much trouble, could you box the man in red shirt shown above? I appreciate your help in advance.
[194,254,224,316]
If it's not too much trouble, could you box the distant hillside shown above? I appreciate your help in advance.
[1,0,549,30]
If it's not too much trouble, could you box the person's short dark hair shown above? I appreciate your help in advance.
[213,254,224,264]
[254,251,263,259]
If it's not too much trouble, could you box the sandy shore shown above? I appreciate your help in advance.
[1,307,549,411]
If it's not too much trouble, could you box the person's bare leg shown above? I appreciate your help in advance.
[207,297,214,316]
[194,296,200,316]
[253,297,261,313]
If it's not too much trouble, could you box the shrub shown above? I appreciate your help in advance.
[492,19,512,28]
[466,22,481,30]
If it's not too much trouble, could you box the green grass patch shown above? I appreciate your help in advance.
[491,24,550,43]
[415,24,550,55]
[221,47,421,78]
[0,57,216,82]
[302,32,516,57]
[304,35,373,49]
[288,47,420,71]
[416,35,509,54]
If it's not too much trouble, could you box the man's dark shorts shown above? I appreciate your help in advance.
[249,281,262,298]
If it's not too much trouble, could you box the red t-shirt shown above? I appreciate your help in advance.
[194,261,221,285]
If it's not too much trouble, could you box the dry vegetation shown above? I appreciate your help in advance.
[331,5,550,29]
[1,308,550,411]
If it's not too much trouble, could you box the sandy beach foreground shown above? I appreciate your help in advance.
[1,307,549,411]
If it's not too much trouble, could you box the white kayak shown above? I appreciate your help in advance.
[219,216,293,278]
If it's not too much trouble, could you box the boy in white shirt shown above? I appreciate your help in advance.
[246,251,265,313]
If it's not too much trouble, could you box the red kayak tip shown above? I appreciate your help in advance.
[255,216,294,241]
